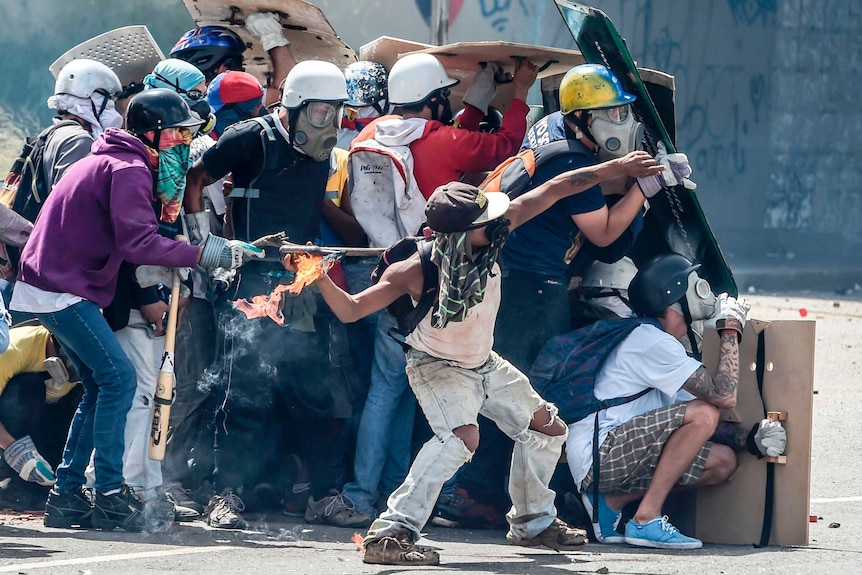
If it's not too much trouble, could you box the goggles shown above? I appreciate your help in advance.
[154,73,205,101]
[591,104,631,124]
[305,101,341,128]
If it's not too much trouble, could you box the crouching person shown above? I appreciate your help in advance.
[9,89,262,531]
[287,150,663,565]
[537,253,783,550]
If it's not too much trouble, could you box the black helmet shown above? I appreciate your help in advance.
[628,253,700,317]
[125,88,204,135]
[170,26,246,83]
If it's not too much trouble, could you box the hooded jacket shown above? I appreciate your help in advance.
[16,128,200,308]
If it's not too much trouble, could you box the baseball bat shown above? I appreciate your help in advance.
[148,235,187,460]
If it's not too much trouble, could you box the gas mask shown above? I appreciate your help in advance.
[589,105,644,162]
[188,99,216,135]
[670,272,716,359]
[291,101,341,162]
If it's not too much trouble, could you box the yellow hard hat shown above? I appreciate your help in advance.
[559,64,636,114]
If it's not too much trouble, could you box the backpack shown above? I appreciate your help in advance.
[348,117,428,248]
[0,120,79,278]
[479,138,590,198]
[529,316,663,522]
[369,235,438,345]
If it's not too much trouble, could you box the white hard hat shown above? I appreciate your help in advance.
[580,257,638,290]
[280,60,348,109]
[387,53,458,106]
[54,58,122,99]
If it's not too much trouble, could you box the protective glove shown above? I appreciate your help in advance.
[43,356,78,403]
[245,11,289,52]
[747,419,787,457]
[199,234,265,271]
[637,143,696,198]
[3,435,56,486]
[206,267,236,300]
[462,62,502,115]
[135,265,191,288]
[183,211,211,246]
[713,292,751,342]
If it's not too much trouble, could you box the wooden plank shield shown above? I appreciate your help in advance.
[181,0,356,86]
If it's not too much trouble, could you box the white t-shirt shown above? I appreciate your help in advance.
[565,323,701,487]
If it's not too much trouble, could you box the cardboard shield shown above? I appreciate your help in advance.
[181,0,356,87]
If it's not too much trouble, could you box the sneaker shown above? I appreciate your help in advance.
[164,481,205,515]
[44,487,93,528]
[431,486,507,529]
[363,529,440,566]
[624,515,703,550]
[0,477,48,512]
[142,491,176,532]
[304,490,372,528]
[507,517,588,551]
[205,488,247,529]
[581,490,624,543]
[283,481,311,517]
[91,486,145,532]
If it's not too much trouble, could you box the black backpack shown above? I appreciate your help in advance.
[370,235,438,345]
[0,120,79,273]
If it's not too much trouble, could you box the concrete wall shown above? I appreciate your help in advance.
[3,0,859,289]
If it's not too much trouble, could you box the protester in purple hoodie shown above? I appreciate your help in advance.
[10,89,263,532]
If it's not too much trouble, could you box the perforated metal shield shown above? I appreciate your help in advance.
[49,26,165,90]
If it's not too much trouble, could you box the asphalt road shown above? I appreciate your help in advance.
[1,293,860,575]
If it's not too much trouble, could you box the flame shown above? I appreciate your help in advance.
[232,253,335,324]
[285,253,334,295]
[351,532,365,551]
[232,284,293,325]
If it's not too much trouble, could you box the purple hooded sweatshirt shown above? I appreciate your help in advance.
[17,128,201,308]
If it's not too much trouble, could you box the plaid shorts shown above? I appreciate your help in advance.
[580,402,712,495]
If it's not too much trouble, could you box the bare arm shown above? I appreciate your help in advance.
[682,331,740,409]
[183,159,217,214]
[311,256,424,323]
[573,182,647,247]
[506,151,662,231]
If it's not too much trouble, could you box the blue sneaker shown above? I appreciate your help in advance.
[624,515,703,550]
[581,491,624,543]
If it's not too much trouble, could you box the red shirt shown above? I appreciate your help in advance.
[352,100,529,199]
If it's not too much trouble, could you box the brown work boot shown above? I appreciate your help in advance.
[506,517,588,551]
[363,529,440,566]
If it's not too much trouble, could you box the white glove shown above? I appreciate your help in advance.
[184,211,211,246]
[245,11,289,52]
[462,62,502,114]
[637,143,696,198]
[135,265,191,288]
[753,419,787,457]
[3,435,56,486]
[199,235,265,271]
[714,292,751,342]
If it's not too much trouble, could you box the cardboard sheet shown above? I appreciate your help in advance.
[692,319,815,545]
[182,0,356,87]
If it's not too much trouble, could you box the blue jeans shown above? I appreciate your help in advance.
[343,311,415,517]
[36,301,137,494]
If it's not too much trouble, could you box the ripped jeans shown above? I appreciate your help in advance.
[366,349,566,543]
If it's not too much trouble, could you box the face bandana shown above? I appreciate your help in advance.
[145,128,192,223]
[589,104,645,162]
[46,92,122,138]
[292,101,341,162]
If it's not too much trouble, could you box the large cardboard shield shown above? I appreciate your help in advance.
[181,0,356,87]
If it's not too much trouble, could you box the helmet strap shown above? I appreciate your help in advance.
[679,298,702,360]
[567,111,599,151]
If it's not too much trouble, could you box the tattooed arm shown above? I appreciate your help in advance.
[682,330,740,409]
[710,421,749,450]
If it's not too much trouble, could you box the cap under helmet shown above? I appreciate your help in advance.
[170,26,246,82]
[628,253,700,317]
